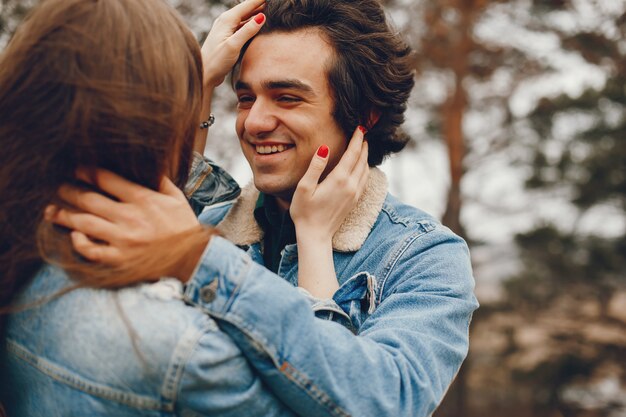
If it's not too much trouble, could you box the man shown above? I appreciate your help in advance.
[197,0,479,415]
[48,0,478,415]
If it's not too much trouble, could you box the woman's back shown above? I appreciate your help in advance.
[2,265,293,416]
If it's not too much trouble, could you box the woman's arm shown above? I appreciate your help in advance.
[193,0,266,154]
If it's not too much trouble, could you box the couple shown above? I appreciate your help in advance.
[0,0,478,416]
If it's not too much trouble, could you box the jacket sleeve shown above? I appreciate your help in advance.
[185,152,240,216]
[184,235,478,417]
[176,314,298,417]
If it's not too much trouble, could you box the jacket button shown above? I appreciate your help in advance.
[200,281,218,303]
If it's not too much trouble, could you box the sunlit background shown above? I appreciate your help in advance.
[2,0,624,415]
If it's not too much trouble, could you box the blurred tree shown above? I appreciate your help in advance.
[385,0,625,415]
[0,0,37,47]
[506,0,625,313]
[491,1,626,415]
[384,0,556,238]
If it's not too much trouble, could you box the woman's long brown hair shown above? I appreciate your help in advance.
[0,0,212,308]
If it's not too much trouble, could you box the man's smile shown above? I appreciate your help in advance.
[255,143,294,155]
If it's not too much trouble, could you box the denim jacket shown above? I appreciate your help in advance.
[198,167,480,417]
[185,152,241,216]
[1,154,297,417]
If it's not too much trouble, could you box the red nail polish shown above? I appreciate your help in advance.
[254,14,265,24]
[317,145,329,158]
[358,125,368,134]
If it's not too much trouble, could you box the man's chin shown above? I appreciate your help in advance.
[254,181,295,202]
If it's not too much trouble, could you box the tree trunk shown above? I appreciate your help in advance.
[441,1,473,240]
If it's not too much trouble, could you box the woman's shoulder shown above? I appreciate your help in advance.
[5,265,218,402]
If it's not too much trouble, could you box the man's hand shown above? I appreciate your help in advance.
[45,168,205,281]
[201,0,266,89]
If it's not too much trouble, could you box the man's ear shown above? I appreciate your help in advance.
[366,109,381,130]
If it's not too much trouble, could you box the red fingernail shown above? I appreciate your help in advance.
[254,13,265,24]
[358,125,368,134]
[317,145,329,158]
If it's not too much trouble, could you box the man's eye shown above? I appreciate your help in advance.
[237,96,255,108]
[278,96,301,103]
[237,95,254,103]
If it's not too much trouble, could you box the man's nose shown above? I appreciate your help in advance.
[244,100,278,136]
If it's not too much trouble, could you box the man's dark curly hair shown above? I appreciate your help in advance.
[237,0,415,166]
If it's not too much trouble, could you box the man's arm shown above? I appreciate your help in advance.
[186,234,478,417]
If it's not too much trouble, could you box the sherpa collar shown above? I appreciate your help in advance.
[216,167,388,252]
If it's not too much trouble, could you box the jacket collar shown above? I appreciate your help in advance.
[216,167,388,252]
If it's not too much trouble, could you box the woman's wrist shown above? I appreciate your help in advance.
[174,229,213,283]
[203,76,221,92]
[295,226,334,248]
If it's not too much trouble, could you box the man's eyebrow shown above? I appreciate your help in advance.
[234,79,315,95]
[235,80,251,91]
[264,79,314,94]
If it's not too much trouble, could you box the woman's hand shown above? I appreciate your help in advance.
[290,126,370,244]
[194,0,265,154]
[45,168,205,281]
[290,127,369,298]
[201,0,266,89]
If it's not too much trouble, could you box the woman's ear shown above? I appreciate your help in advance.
[366,109,381,130]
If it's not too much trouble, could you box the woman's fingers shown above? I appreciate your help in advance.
[296,145,330,193]
[57,183,122,220]
[158,176,185,199]
[353,139,369,177]
[226,0,266,21]
[327,126,365,179]
[201,0,265,87]
[341,140,369,204]
[76,168,153,204]
[45,206,118,243]
[218,0,265,31]
[228,12,265,48]
[354,141,370,200]
[70,231,123,264]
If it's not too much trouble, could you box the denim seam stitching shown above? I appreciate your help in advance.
[184,164,213,198]
[6,339,167,410]
[208,309,350,417]
[380,205,411,227]
[161,320,211,404]
[377,227,436,304]
[279,361,352,417]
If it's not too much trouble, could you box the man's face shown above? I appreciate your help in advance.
[234,29,348,206]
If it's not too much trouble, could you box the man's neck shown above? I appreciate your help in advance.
[274,196,291,214]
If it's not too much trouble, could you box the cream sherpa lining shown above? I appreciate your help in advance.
[216,167,388,252]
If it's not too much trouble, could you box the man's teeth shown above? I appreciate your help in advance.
[256,144,289,154]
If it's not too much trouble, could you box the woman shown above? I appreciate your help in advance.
[0,0,301,415]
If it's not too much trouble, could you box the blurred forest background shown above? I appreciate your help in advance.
[1,0,624,415]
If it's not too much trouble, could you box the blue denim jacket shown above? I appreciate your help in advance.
[185,153,241,216]
[1,154,297,417]
[2,157,478,417]
[2,265,297,417]
[197,167,479,417]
